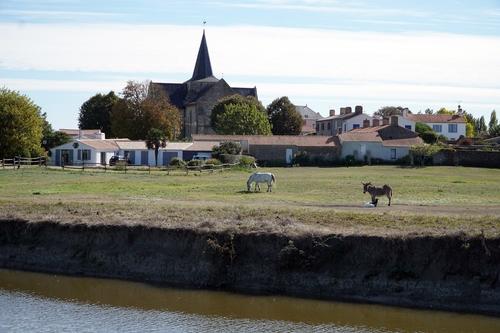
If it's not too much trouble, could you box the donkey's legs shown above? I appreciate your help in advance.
[387,193,391,206]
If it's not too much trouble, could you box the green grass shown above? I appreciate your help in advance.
[0,166,499,237]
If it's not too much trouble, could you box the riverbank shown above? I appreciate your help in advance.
[1,218,499,316]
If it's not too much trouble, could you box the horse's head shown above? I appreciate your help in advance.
[362,182,371,193]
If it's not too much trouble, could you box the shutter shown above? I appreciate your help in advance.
[77,150,82,160]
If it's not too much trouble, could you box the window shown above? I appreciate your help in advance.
[405,125,412,130]
[343,123,347,132]
[82,150,91,161]
[316,123,319,131]
[432,124,442,133]
[321,123,325,130]
[352,124,360,129]
[448,124,457,133]
[391,149,397,160]
[327,122,331,130]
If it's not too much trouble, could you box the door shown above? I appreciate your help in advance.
[141,151,148,165]
[55,149,61,166]
[61,149,73,165]
[286,148,293,165]
[100,152,106,166]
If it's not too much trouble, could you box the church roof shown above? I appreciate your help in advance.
[191,30,214,81]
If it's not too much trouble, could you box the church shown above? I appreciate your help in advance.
[152,31,258,138]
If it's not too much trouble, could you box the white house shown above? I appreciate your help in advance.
[339,119,423,162]
[50,139,193,166]
[403,114,466,140]
[294,105,323,135]
[51,139,118,166]
[316,106,373,136]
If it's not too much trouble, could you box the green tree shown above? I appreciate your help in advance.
[40,112,71,151]
[489,124,500,137]
[111,81,181,140]
[212,141,242,159]
[211,94,267,130]
[0,88,44,158]
[415,122,438,144]
[436,107,454,115]
[79,91,119,137]
[212,102,272,135]
[476,116,488,134]
[374,106,411,117]
[145,128,167,166]
[266,96,302,135]
[489,110,497,130]
[423,108,434,115]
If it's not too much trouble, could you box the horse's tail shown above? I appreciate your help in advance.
[271,173,276,185]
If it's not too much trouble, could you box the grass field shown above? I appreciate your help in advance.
[0,166,499,237]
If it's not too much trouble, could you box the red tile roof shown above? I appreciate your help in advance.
[192,134,338,147]
[406,114,466,123]
[339,125,423,147]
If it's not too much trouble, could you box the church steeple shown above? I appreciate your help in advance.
[191,30,213,81]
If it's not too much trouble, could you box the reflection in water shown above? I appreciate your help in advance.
[0,269,499,333]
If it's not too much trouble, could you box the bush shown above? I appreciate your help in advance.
[293,151,309,166]
[187,159,204,167]
[410,144,440,166]
[205,158,221,166]
[169,157,186,167]
[220,154,242,164]
[420,131,438,144]
[212,141,242,158]
[239,155,256,167]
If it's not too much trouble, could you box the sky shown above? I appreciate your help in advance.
[1,0,500,130]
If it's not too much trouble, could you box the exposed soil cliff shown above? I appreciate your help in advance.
[0,219,499,315]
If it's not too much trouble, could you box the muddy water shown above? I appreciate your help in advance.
[0,269,499,333]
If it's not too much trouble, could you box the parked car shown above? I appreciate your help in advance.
[109,155,131,166]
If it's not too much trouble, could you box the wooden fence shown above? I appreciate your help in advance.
[1,156,47,169]
[60,161,240,175]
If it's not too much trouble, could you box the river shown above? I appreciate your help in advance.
[0,269,499,332]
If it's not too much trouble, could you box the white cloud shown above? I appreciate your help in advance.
[1,22,499,119]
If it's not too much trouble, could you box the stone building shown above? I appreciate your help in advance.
[151,31,258,138]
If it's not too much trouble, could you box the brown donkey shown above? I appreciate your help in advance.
[362,182,392,206]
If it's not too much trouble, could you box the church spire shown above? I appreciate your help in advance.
[191,30,213,81]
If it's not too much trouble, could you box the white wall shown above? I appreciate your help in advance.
[344,114,373,132]
[341,141,410,161]
[424,122,466,140]
[397,116,416,131]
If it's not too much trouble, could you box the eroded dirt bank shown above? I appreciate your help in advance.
[0,219,499,316]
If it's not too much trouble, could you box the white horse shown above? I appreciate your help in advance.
[247,172,276,192]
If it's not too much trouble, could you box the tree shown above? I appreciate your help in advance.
[436,107,454,115]
[145,128,167,166]
[476,116,488,134]
[40,112,71,152]
[211,102,272,135]
[489,124,500,137]
[374,106,411,117]
[489,110,497,130]
[211,95,268,131]
[424,108,434,115]
[79,91,119,137]
[0,88,44,158]
[111,81,181,140]
[415,122,438,144]
[266,96,302,135]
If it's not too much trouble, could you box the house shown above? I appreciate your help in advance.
[294,105,323,135]
[403,113,466,140]
[339,117,423,162]
[151,30,258,138]
[50,139,193,166]
[59,129,105,140]
[316,106,373,136]
[51,139,117,166]
[192,134,339,165]
[182,141,219,161]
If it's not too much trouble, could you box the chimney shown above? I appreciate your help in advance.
[382,117,389,125]
[372,118,380,127]
[329,109,336,117]
[363,119,370,128]
[345,107,352,114]
[390,116,399,126]
[339,107,345,115]
[355,105,363,115]
[402,109,409,117]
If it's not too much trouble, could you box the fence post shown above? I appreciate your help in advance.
[2,159,4,169]
[148,165,151,175]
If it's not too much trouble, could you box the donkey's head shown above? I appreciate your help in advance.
[362,182,372,194]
